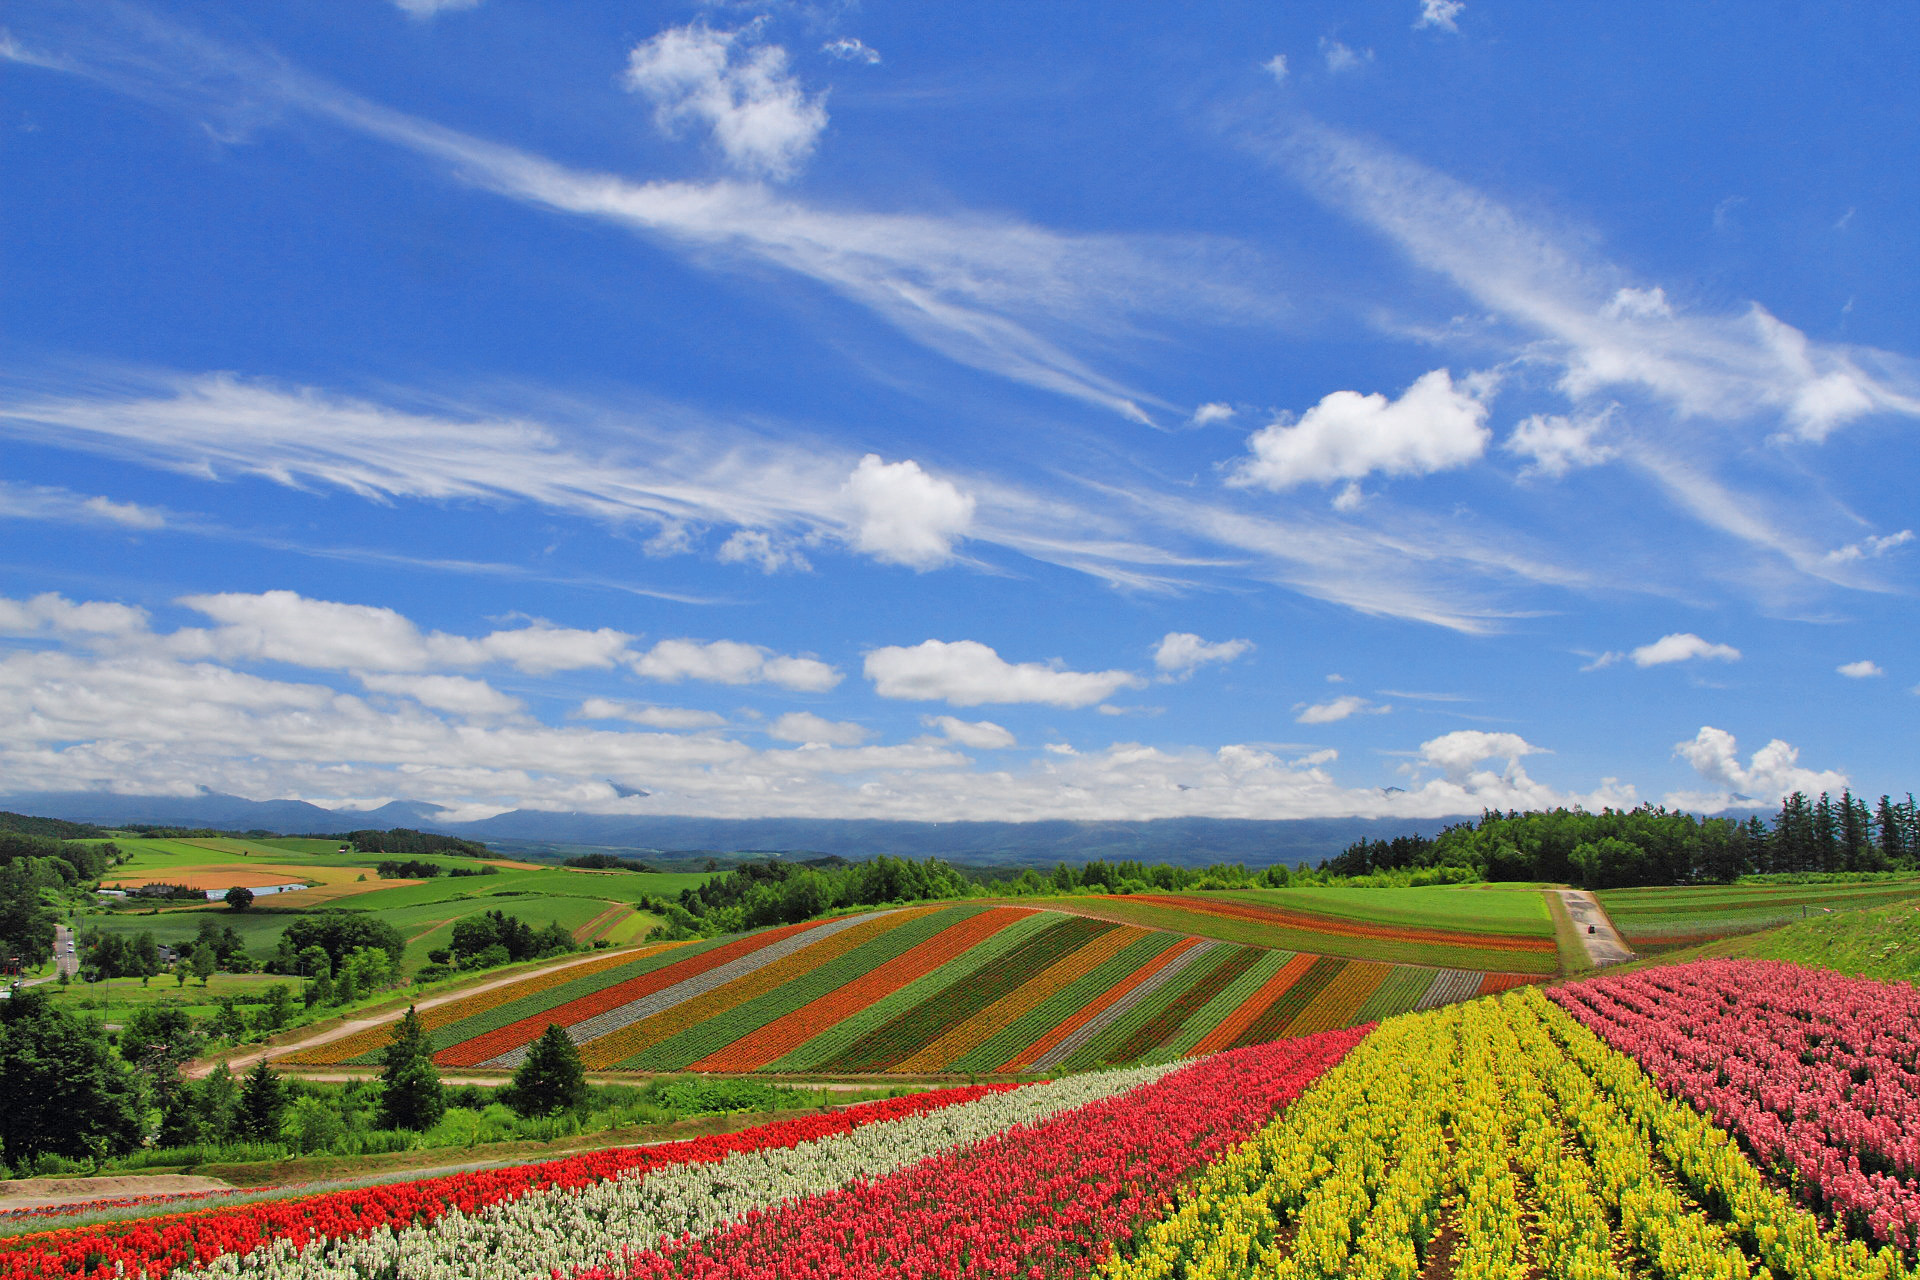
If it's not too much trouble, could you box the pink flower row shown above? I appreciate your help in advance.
[576,1025,1369,1280]
[1551,958,1920,1251]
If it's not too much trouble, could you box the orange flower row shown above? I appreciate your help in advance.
[1476,971,1538,995]
[691,907,1035,1073]
[438,919,830,1067]
[1182,951,1321,1058]
[890,924,1148,1073]
[1280,959,1392,1038]
[576,909,938,1069]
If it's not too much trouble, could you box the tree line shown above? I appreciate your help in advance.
[1325,793,1920,888]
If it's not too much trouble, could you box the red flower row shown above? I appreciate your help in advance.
[0,1085,1016,1280]
[1551,958,1920,1251]
[579,1025,1368,1280]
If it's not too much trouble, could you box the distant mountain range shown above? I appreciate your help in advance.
[0,790,1470,868]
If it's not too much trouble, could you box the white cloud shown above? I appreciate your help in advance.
[1837,660,1883,679]
[1230,370,1490,492]
[841,455,975,569]
[1190,402,1237,426]
[1262,55,1289,83]
[1152,632,1253,678]
[865,639,1144,707]
[1673,726,1848,807]
[717,529,809,573]
[629,638,840,691]
[1630,633,1741,667]
[625,24,828,182]
[1415,0,1465,32]
[768,710,868,746]
[575,698,727,730]
[1294,694,1390,724]
[0,481,168,530]
[0,592,149,637]
[1419,729,1543,781]
[1503,412,1617,478]
[393,0,480,15]
[358,672,520,716]
[922,715,1017,749]
[1320,39,1371,73]
[475,624,632,675]
[1824,529,1914,565]
[820,37,880,65]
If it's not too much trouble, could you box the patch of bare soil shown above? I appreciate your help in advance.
[0,1174,233,1210]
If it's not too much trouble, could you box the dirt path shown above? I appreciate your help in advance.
[0,1174,232,1211]
[188,943,666,1079]
[1557,890,1635,966]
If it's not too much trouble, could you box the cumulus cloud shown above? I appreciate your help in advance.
[1294,695,1390,724]
[1837,660,1883,679]
[1824,530,1914,565]
[0,592,150,637]
[865,639,1144,707]
[1415,0,1464,32]
[1190,402,1237,426]
[768,710,869,746]
[841,455,975,569]
[1229,370,1490,493]
[1152,632,1253,679]
[1503,412,1617,478]
[625,24,828,181]
[1585,632,1742,670]
[820,37,880,64]
[922,715,1017,749]
[629,638,841,691]
[475,624,632,675]
[1262,55,1289,83]
[1419,729,1543,781]
[358,673,520,716]
[1672,726,1848,807]
[575,699,727,730]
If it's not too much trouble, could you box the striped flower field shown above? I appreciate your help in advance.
[282,905,1538,1074]
[25,959,1920,1280]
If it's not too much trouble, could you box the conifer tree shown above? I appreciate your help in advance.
[501,1023,588,1118]
[236,1061,286,1142]
[378,1006,445,1131]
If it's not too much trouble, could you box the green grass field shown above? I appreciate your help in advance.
[38,970,296,1019]
[1594,875,1920,952]
[1217,885,1555,936]
[1610,899,1920,985]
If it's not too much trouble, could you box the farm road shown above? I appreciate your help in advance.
[1558,890,1634,966]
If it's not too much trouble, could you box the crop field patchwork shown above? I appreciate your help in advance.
[283,905,1540,1074]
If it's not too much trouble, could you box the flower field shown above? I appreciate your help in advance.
[1552,959,1920,1250]
[1594,878,1920,952]
[22,956,1920,1280]
[282,905,1538,1074]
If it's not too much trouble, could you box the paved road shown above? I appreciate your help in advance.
[1559,890,1635,966]
[19,923,79,988]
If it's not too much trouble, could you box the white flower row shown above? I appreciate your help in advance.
[202,1061,1180,1280]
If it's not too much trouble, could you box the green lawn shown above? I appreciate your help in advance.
[1215,885,1555,936]
[40,970,296,1018]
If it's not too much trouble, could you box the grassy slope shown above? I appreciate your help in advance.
[1015,894,1559,973]
[1218,885,1555,936]
[1595,875,1920,952]
[1625,898,1920,984]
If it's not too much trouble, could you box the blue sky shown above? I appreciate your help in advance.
[1,1,1915,822]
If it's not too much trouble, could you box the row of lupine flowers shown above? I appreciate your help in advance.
[1103,987,1915,1280]
[1551,959,1920,1251]
[0,1084,1015,1280]
[573,1026,1365,1280]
